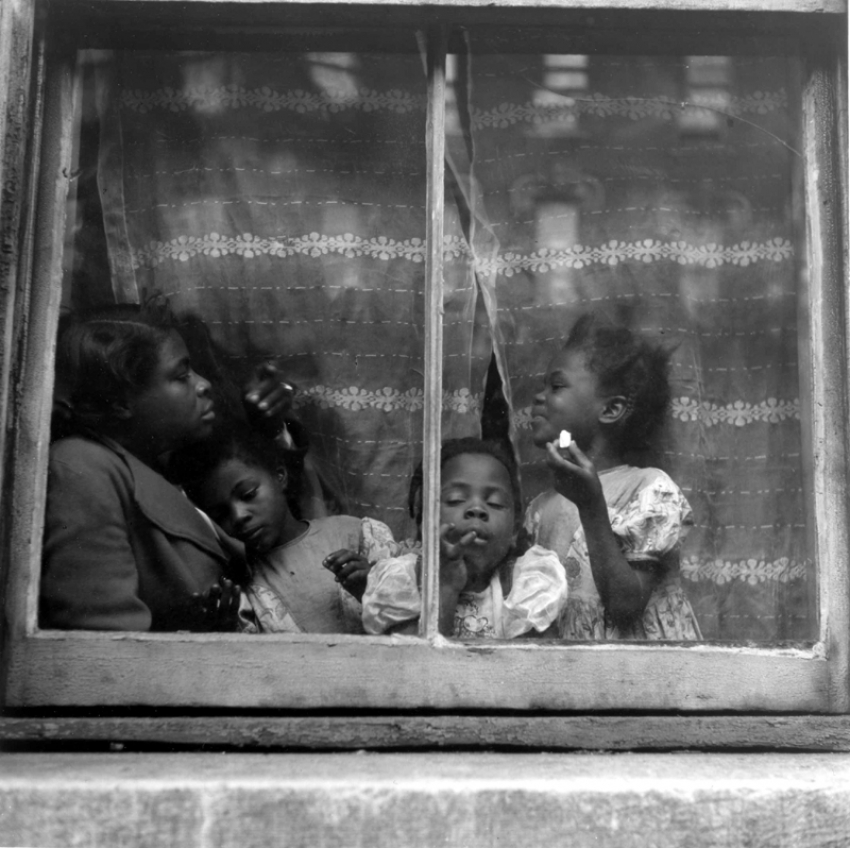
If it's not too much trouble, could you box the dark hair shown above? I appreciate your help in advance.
[57,296,177,435]
[408,437,522,523]
[563,313,672,456]
[181,423,284,502]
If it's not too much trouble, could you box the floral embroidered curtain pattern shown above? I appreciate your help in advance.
[94,50,486,537]
[458,45,811,640]
[89,46,811,641]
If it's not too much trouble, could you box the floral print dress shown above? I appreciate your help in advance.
[524,465,701,641]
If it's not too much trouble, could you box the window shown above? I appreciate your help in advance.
[1,0,847,731]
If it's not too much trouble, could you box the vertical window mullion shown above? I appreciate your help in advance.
[12,41,77,638]
[801,44,850,711]
[419,25,448,639]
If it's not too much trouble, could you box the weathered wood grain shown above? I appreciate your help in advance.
[0,0,37,667]
[4,714,850,750]
[802,48,850,711]
[5,633,832,711]
[420,26,447,640]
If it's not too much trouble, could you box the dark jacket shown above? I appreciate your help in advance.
[41,436,232,631]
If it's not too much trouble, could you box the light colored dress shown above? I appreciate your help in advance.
[524,465,701,641]
[361,545,567,639]
[240,515,411,634]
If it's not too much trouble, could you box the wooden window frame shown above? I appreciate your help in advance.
[0,0,847,748]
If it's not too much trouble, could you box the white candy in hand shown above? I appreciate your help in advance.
[559,430,572,448]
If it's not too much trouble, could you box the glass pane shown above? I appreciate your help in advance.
[445,42,813,643]
[45,45,479,635]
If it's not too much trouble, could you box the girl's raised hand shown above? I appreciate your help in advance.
[323,549,373,601]
[192,577,242,632]
[243,362,296,433]
[545,440,604,511]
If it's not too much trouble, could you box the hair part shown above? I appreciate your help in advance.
[563,313,672,456]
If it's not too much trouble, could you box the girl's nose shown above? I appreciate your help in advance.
[232,502,251,528]
[196,373,212,397]
[464,504,488,521]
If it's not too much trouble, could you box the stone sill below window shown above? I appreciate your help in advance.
[1,752,849,847]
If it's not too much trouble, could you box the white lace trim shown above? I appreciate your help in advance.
[470,89,788,130]
[131,232,793,273]
[132,232,471,268]
[293,386,481,415]
[121,85,427,115]
[670,397,799,426]
[476,238,794,277]
[681,556,809,584]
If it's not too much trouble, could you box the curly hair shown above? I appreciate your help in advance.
[563,313,672,456]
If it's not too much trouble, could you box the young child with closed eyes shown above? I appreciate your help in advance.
[361,438,567,639]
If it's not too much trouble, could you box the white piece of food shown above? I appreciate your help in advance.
[559,430,572,448]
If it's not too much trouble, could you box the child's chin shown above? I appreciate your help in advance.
[530,431,552,448]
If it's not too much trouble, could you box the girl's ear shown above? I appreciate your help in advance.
[275,465,289,492]
[600,394,630,425]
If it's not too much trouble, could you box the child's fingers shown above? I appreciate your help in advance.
[545,441,581,472]
[244,363,295,412]
[336,561,371,582]
[323,549,360,574]
[440,524,476,560]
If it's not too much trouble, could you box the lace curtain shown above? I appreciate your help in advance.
[79,44,812,640]
[456,41,811,641]
[89,48,487,539]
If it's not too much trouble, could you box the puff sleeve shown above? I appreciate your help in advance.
[610,473,693,564]
[501,545,567,638]
[361,553,420,634]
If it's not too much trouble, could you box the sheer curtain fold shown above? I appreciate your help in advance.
[94,49,483,537]
[91,46,812,639]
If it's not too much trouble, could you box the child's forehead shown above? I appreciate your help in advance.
[441,452,512,490]
[155,330,191,363]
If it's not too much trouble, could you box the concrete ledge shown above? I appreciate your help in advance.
[2,753,850,847]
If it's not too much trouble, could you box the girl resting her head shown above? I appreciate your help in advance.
[183,425,410,634]
[361,438,567,639]
[526,313,701,641]
[40,298,291,632]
